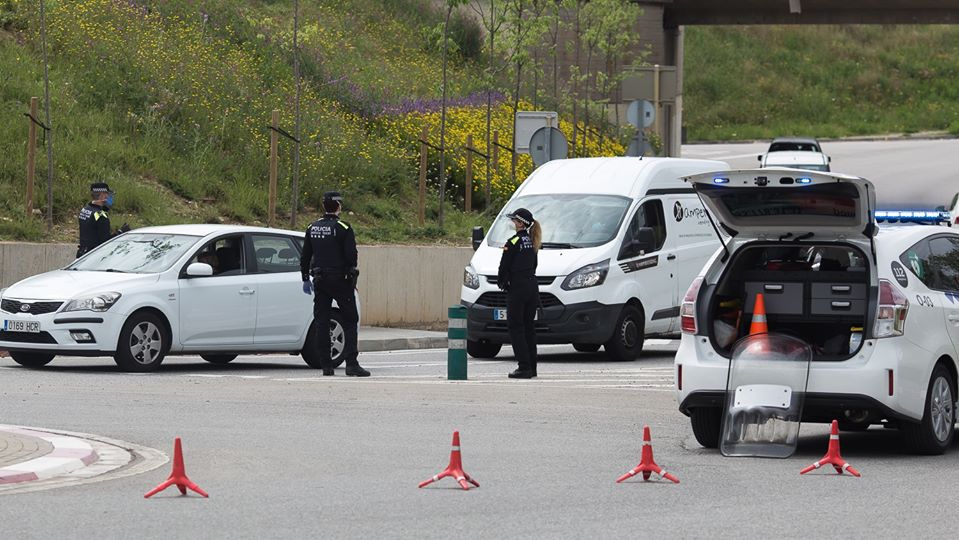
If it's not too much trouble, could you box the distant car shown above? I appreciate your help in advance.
[0,224,357,372]
[758,137,831,172]
[677,168,959,455]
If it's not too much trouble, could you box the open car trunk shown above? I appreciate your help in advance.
[708,242,874,361]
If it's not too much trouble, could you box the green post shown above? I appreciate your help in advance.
[448,305,468,380]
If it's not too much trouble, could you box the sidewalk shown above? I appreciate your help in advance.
[0,425,98,484]
[358,326,447,352]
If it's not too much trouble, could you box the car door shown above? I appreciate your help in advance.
[662,193,717,329]
[925,236,959,353]
[617,198,675,333]
[177,234,257,348]
[250,233,312,345]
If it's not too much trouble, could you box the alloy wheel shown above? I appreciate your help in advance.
[130,321,163,365]
[930,376,954,442]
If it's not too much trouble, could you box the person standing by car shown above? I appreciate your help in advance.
[498,208,541,379]
[299,191,369,377]
[77,182,129,258]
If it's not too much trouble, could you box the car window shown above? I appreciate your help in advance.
[900,239,935,289]
[252,235,301,273]
[187,235,246,277]
[624,199,666,252]
[928,237,959,292]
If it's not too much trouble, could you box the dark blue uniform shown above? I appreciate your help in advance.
[77,202,111,257]
[299,213,361,373]
[498,228,538,376]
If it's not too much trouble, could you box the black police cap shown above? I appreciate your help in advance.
[91,182,112,194]
[323,191,343,203]
[506,207,533,226]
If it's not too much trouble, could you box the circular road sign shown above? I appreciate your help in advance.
[529,126,568,166]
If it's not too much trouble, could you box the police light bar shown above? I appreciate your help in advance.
[712,177,729,184]
[875,209,950,224]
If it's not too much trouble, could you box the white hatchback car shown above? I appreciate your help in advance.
[758,137,831,172]
[0,225,356,372]
[676,169,959,454]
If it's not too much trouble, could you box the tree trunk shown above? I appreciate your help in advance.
[439,5,453,228]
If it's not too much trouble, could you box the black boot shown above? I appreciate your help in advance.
[322,369,334,376]
[345,364,371,377]
[508,368,535,379]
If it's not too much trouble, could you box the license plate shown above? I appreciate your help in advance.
[493,309,538,321]
[4,320,40,333]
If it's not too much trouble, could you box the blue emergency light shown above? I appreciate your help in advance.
[875,209,950,224]
[796,177,812,184]
[712,177,729,184]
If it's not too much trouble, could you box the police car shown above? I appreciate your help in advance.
[0,224,357,372]
[676,169,959,454]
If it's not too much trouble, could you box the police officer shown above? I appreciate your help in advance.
[299,191,370,377]
[77,182,129,258]
[498,208,542,379]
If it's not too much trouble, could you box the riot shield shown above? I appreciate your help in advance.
[720,333,812,458]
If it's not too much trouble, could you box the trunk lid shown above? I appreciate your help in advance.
[685,168,876,243]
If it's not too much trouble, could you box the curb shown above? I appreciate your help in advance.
[358,336,448,353]
[0,425,99,485]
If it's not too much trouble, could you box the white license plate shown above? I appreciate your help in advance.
[4,320,40,333]
[493,309,538,321]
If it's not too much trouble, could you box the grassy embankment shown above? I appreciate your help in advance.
[685,25,959,141]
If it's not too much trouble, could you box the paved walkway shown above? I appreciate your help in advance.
[357,326,447,352]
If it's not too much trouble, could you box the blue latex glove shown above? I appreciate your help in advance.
[302,281,313,295]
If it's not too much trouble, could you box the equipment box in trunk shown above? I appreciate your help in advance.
[744,282,804,315]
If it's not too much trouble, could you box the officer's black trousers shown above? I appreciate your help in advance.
[312,275,360,370]
[506,277,538,373]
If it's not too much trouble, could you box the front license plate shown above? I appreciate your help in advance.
[4,320,40,333]
[493,309,507,321]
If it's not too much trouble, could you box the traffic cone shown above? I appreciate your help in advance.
[799,420,861,477]
[748,293,768,335]
[616,425,679,484]
[144,438,209,498]
[418,431,480,491]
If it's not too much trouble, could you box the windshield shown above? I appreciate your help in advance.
[488,194,631,248]
[66,233,201,273]
[771,163,829,172]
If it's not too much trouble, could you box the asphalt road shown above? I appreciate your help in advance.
[682,138,959,209]
[2,344,957,539]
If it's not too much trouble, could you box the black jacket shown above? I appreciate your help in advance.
[497,229,537,290]
[78,202,111,251]
[300,213,358,281]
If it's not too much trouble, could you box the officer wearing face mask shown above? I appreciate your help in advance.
[77,182,129,258]
[497,207,542,379]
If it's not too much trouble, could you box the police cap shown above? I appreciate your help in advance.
[91,182,112,194]
[323,191,343,203]
[506,207,533,227]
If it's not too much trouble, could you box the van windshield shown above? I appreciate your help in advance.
[488,194,632,248]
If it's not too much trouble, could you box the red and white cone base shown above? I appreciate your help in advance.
[617,425,679,484]
[418,431,480,491]
[800,420,861,477]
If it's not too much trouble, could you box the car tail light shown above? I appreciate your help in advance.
[681,277,704,334]
[875,279,909,338]
[955,216,959,225]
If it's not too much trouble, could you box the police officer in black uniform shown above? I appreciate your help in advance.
[299,191,370,377]
[77,182,129,258]
[498,208,541,379]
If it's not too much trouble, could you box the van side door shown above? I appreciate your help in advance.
[662,194,719,324]
[617,198,674,334]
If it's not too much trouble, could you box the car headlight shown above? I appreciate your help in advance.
[63,292,122,313]
[463,266,480,290]
[561,259,610,290]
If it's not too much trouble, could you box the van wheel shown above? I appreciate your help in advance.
[467,340,501,359]
[902,364,955,455]
[604,305,644,361]
[301,311,348,369]
[690,408,722,448]
[201,354,237,364]
[10,352,55,368]
[114,312,168,372]
[573,343,601,353]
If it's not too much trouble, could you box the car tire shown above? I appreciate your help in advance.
[10,352,55,368]
[201,354,237,364]
[467,340,501,359]
[114,312,168,373]
[604,305,644,361]
[902,364,955,455]
[301,311,348,369]
[690,407,722,448]
[572,343,601,353]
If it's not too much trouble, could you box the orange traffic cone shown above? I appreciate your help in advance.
[748,293,768,335]
[616,425,679,484]
[418,431,480,491]
[144,438,209,498]
[800,420,861,477]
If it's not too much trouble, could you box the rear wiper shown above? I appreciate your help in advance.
[792,232,815,242]
[103,268,128,273]
[541,242,574,249]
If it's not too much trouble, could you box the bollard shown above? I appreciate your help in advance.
[448,305,468,380]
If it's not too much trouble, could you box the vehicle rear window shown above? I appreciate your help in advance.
[698,183,860,225]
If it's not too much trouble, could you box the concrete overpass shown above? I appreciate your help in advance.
[627,0,959,155]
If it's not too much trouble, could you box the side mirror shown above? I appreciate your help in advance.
[757,155,763,162]
[185,262,213,277]
[472,226,485,251]
[828,155,832,163]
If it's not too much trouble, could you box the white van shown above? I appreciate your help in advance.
[461,157,729,361]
